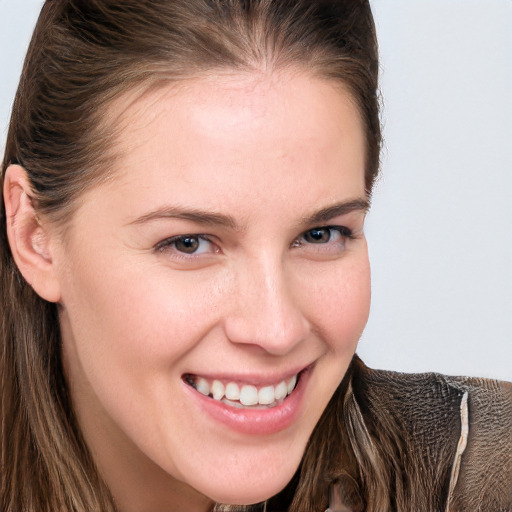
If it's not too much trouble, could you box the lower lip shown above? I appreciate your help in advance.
[182,368,311,436]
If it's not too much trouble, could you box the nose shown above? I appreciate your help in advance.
[223,255,310,356]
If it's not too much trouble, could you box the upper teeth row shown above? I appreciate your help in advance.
[193,375,298,406]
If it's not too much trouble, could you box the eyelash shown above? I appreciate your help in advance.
[291,225,354,249]
[155,225,354,257]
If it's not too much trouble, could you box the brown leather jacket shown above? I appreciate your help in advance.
[325,357,512,512]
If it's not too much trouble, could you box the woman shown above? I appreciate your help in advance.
[1,1,510,511]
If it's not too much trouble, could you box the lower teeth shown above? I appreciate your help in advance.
[221,397,282,409]
[221,398,245,409]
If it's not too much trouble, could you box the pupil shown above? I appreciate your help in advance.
[176,237,199,253]
[307,228,330,243]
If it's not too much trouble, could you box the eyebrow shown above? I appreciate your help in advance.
[301,198,370,225]
[129,206,241,230]
[129,198,369,230]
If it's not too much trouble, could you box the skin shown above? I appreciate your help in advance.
[5,69,370,511]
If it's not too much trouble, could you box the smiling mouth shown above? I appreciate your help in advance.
[183,373,301,409]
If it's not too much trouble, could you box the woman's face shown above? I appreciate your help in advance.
[55,70,370,510]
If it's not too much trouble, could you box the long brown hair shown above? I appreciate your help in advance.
[1,1,381,511]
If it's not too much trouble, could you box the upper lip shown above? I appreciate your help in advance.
[182,362,314,386]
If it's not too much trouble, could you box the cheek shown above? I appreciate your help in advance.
[296,253,371,351]
[299,255,370,414]
[62,263,225,372]
[59,255,242,435]
[334,260,371,347]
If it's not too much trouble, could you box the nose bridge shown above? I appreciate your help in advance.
[224,251,309,354]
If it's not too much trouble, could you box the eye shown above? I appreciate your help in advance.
[291,225,354,254]
[155,235,217,255]
[301,226,352,244]
[303,227,336,244]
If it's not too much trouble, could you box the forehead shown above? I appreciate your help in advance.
[94,70,366,220]
[111,69,363,151]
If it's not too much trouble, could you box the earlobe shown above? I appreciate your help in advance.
[3,164,61,303]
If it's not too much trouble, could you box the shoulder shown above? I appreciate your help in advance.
[351,356,512,511]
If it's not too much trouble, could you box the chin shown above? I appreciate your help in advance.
[195,456,300,507]
[208,485,285,508]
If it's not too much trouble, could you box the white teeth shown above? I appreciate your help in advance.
[225,382,240,400]
[258,385,275,405]
[239,385,258,406]
[274,380,288,400]
[189,373,300,406]
[196,377,210,396]
[287,375,297,395]
[211,380,225,401]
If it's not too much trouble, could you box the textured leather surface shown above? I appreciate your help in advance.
[350,359,512,512]
[443,375,512,512]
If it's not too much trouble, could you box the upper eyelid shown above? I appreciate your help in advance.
[159,233,213,242]
[301,225,353,236]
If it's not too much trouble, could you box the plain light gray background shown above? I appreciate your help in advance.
[1,1,510,380]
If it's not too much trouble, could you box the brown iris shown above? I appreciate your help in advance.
[303,228,331,243]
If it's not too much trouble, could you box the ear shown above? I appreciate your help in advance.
[3,164,61,303]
